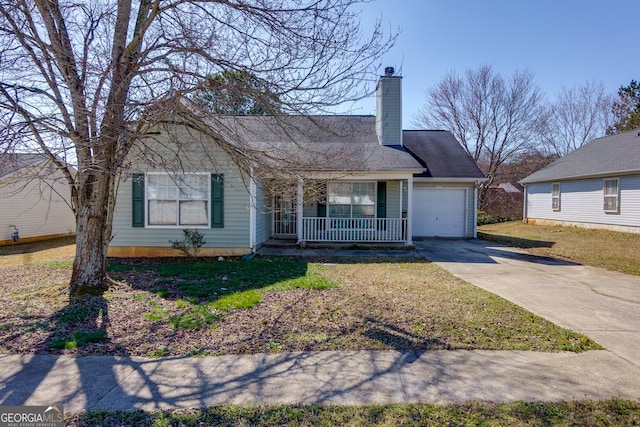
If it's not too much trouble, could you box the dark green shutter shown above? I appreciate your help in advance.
[132,173,145,227]
[317,182,327,233]
[211,174,224,228]
[377,182,387,218]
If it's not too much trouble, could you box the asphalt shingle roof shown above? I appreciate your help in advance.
[402,130,485,179]
[210,115,425,173]
[0,153,47,179]
[520,130,640,184]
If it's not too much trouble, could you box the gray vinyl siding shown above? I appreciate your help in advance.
[110,126,251,249]
[0,167,75,241]
[254,181,272,246]
[386,181,402,218]
[412,181,476,238]
[525,175,640,228]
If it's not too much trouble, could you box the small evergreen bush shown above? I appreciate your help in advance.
[170,229,206,258]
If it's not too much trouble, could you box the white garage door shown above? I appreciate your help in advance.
[413,188,467,237]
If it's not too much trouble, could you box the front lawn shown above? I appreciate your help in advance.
[478,221,640,276]
[0,251,600,356]
[67,399,640,426]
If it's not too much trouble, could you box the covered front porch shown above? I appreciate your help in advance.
[269,176,414,245]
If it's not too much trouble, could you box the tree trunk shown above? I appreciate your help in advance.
[69,173,112,296]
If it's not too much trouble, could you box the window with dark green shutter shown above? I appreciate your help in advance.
[132,173,145,227]
[211,174,224,228]
[377,182,387,219]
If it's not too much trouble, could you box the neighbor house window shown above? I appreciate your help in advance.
[148,173,210,226]
[551,183,561,211]
[603,178,619,213]
[328,182,375,228]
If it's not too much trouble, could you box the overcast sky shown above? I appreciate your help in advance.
[350,0,639,129]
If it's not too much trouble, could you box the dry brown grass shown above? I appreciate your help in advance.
[479,222,640,276]
[0,236,76,268]
[0,238,599,357]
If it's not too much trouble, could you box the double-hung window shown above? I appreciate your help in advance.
[603,178,619,213]
[148,173,210,226]
[551,183,561,211]
[328,182,375,228]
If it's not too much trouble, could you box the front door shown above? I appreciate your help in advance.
[273,193,297,238]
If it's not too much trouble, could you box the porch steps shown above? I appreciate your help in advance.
[262,238,298,248]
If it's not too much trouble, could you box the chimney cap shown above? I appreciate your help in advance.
[384,66,395,77]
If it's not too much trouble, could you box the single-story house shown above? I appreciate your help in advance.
[520,130,640,233]
[108,69,485,257]
[0,153,76,245]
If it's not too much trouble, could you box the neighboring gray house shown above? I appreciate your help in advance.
[108,69,485,257]
[521,130,640,234]
[0,153,76,245]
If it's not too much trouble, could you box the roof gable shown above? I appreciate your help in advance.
[521,130,640,183]
[0,153,47,179]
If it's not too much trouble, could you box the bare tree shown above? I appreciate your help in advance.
[539,81,614,156]
[0,0,394,296]
[413,65,544,206]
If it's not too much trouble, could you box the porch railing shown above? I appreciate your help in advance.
[301,217,406,242]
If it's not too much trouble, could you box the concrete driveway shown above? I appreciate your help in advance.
[415,238,640,368]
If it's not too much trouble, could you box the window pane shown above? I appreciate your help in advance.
[329,205,350,218]
[552,184,560,197]
[180,200,208,225]
[604,196,618,211]
[352,182,375,205]
[148,174,176,200]
[148,200,177,225]
[179,175,208,200]
[328,183,351,205]
[604,180,618,196]
[352,205,375,218]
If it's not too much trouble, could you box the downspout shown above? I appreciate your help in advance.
[406,176,413,245]
[522,183,528,223]
[473,183,479,238]
[249,175,257,252]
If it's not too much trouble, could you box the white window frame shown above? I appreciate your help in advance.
[327,181,376,229]
[146,172,210,228]
[603,178,620,213]
[551,183,561,211]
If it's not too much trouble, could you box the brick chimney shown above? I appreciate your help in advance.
[376,67,402,146]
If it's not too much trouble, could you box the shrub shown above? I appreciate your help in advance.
[477,210,510,226]
[170,229,206,258]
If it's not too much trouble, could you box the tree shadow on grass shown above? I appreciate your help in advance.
[107,256,326,306]
[0,292,113,409]
[477,232,555,249]
[362,317,450,351]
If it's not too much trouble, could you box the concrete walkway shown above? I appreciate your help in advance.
[1,240,639,413]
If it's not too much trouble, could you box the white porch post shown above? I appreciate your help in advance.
[296,177,303,243]
[473,183,479,238]
[406,176,413,245]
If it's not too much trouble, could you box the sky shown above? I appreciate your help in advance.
[351,0,639,129]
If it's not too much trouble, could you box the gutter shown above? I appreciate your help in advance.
[520,168,640,185]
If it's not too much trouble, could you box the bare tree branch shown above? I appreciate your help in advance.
[0,0,395,295]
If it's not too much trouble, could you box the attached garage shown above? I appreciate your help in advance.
[412,187,467,237]
[403,130,485,240]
